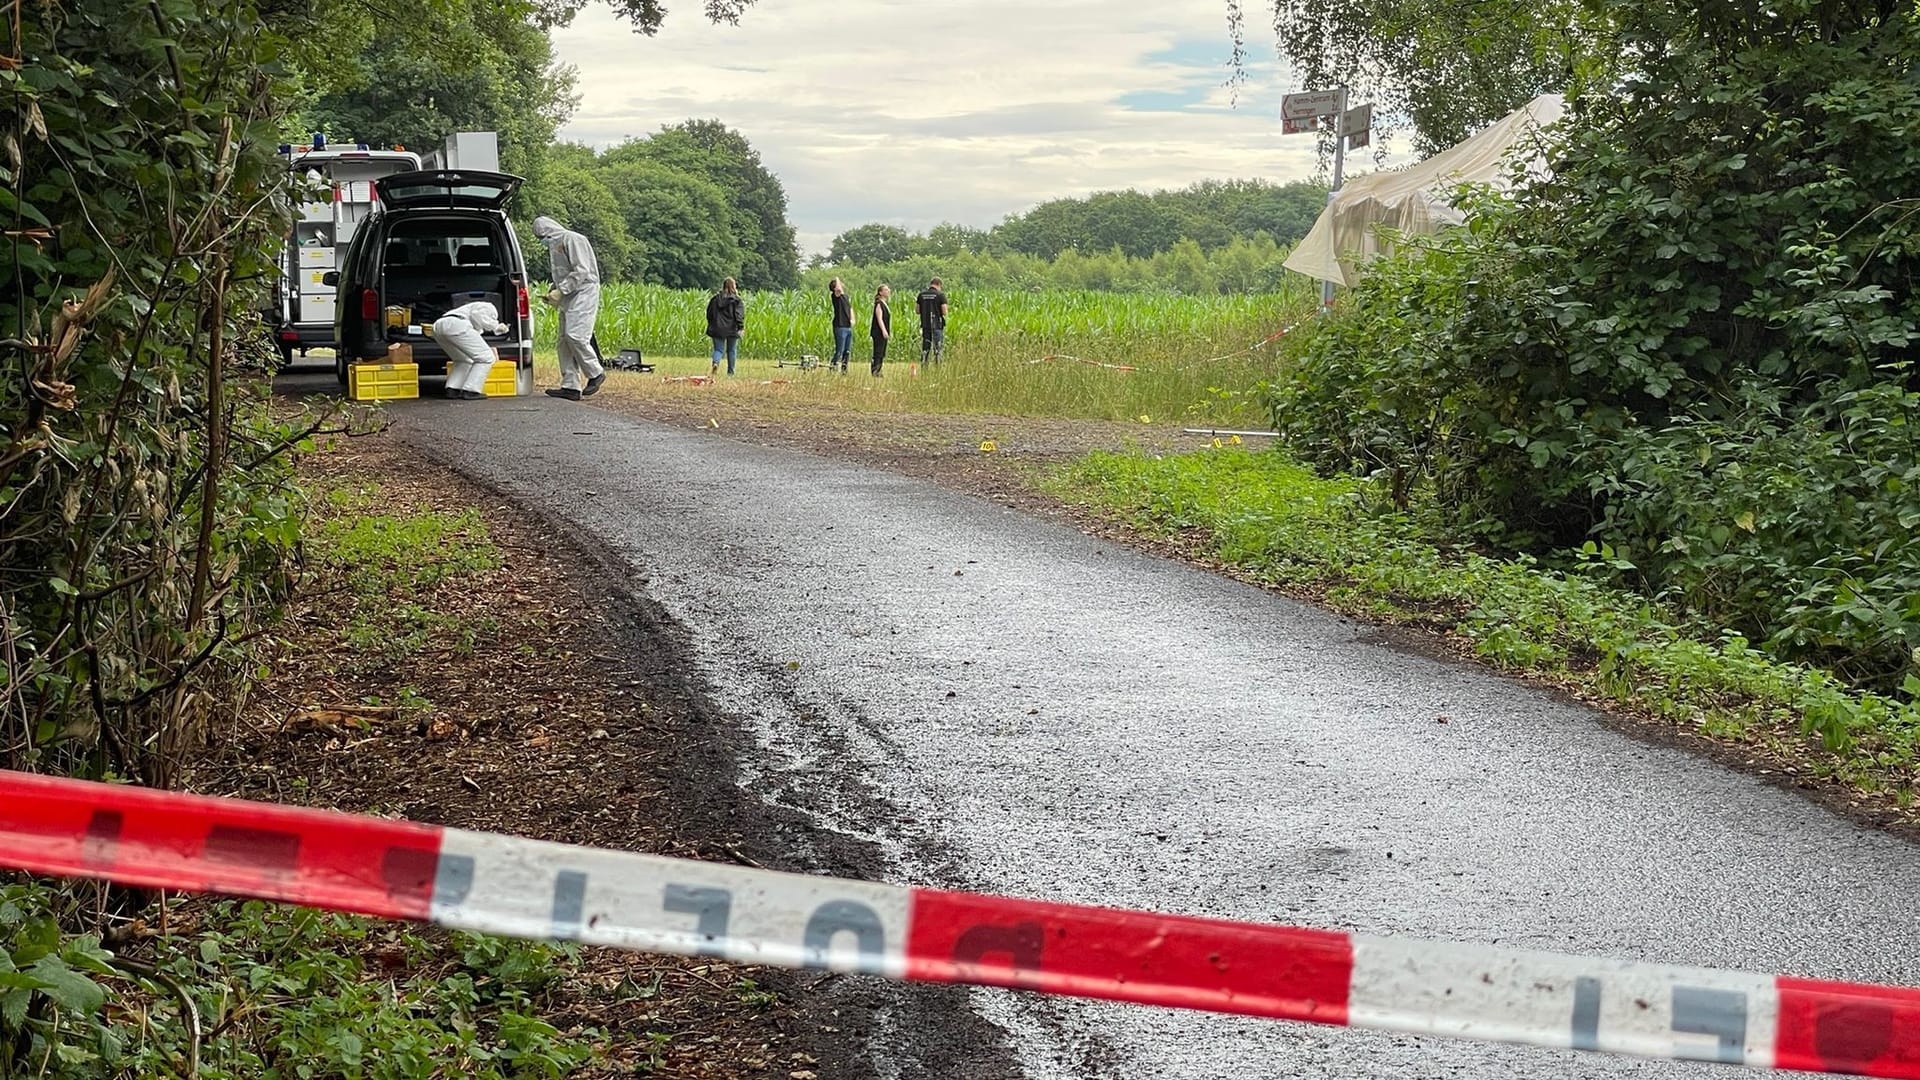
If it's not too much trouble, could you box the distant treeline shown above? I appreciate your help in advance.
[826,179,1326,263]
[817,179,1326,294]
[799,232,1306,297]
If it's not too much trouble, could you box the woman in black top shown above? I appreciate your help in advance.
[829,278,853,372]
[705,277,745,376]
[870,284,891,376]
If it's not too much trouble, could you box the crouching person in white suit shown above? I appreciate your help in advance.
[435,300,508,400]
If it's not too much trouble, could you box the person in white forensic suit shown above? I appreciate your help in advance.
[530,215,606,401]
[434,300,508,400]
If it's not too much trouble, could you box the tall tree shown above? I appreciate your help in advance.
[600,162,743,289]
[604,120,801,288]
[1241,0,1593,154]
[520,147,642,281]
[829,224,914,266]
[297,6,577,182]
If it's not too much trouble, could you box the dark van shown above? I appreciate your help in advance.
[326,170,533,395]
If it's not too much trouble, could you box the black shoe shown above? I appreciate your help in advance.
[544,387,582,401]
[464,390,488,400]
[583,372,605,397]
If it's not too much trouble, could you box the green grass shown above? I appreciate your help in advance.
[1,885,601,1079]
[312,480,502,668]
[539,284,1313,425]
[1051,446,1920,798]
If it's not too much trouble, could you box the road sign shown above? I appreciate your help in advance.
[1282,114,1317,135]
[1282,90,1343,120]
[1343,103,1373,149]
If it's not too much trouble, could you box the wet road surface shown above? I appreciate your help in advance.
[383,391,1920,1078]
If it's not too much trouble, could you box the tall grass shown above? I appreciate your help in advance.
[541,283,1314,424]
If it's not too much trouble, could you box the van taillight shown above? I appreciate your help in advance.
[517,286,529,319]
[360,288,378,320]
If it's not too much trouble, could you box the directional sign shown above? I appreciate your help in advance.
[1342,103,1373,149]
[1282,114,1318,135]
[1282,89,1343,120]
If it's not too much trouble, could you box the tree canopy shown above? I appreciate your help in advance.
[521,125,801,289]
[602,120,801,287]
[1270,0,1920,690]
[1244,0,1592,154]
[825,178,1327,273]
[296,10,577,183]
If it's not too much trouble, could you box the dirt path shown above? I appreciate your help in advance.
[584,379,1197,514]
[188,433,855,1078]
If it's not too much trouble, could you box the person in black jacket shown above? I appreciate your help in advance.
[706,278,745,375]
[870,284,892,377]
[915,277,948,365]
[829,278,853,372]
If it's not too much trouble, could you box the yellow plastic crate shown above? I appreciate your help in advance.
[347,362,419,402]
[481,360,521,397]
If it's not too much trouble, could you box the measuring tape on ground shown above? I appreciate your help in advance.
[1,769,1915,1075]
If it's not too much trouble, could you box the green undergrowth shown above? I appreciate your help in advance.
[2,457,623,1078]
[1051,447,1920,800]
[2,883,599,1079]
[309,479,503,669]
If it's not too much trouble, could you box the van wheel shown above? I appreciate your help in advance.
[335,353,349,386]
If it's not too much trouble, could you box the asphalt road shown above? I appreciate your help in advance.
[377,388,1920,1079]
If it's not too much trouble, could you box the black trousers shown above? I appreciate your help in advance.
[871,337,888,375]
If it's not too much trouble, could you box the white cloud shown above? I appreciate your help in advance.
[550,0,1329,256]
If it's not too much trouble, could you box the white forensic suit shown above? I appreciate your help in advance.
[434,301,507,397]
[531,216,606,393]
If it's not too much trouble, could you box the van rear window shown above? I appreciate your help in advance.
[382,224,500,270]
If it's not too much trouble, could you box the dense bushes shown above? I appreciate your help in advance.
[1269,0,1920,693]
[1,0,304,784]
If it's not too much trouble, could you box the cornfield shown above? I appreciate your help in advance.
[538,283,1316,424]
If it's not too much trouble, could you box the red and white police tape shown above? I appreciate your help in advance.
[2,769,1915,1074]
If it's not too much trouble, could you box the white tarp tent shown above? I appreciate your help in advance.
[1283,94,1566,287]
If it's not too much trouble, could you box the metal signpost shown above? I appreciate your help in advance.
[1283,87,1371,306]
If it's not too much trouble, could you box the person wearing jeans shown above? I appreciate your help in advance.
[705,277,745,375]
[829,277,854,371]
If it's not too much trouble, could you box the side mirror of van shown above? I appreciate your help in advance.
[321,271,339,287]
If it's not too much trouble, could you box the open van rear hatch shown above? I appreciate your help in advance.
[374,170,523,210]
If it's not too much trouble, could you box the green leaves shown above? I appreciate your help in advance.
[1262,1,1920,700]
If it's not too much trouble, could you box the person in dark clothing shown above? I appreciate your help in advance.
[915,277,948,365]
[705,277,745,375]
[870,284,892,377]
[829,278,854,372]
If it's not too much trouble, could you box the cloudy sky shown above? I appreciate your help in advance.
[549,0,1327,257]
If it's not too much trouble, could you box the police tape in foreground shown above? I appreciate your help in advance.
[2,769,1915,1076]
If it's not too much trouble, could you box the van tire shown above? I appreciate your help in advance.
[335,353,349,387]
